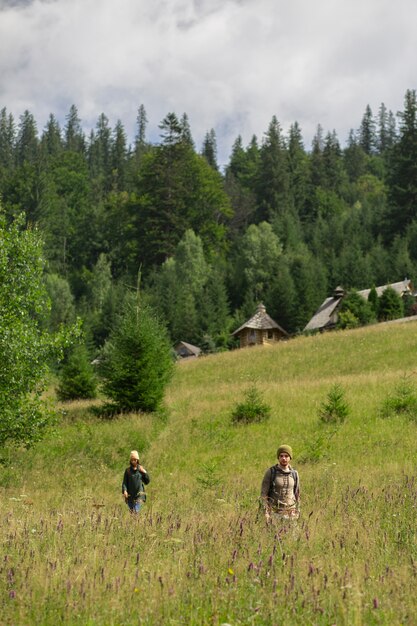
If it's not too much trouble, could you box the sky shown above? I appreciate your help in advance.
[0,0,416,166]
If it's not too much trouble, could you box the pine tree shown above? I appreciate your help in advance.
[17,110,39,166]
[256,116,289,222]
[287,121,309,216]
[322,130,346,192]
[99,294,174,413]
[387,89,417,235]
[111,120,128,189]
[0,107,16,170]
[367,285,379,318]
[343,130,367,182]
[201,129,218,170]
[41,114,63,159]
[358,104,376,155]
[133,114,231,268]
[64,105,85,153]
[57,344,97,401]
[378,286,404,321]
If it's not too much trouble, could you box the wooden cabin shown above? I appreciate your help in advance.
[174,341,202,360]
[232,303,289,348]
[304,279,414,332]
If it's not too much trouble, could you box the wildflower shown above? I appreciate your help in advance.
[228,567,234,575]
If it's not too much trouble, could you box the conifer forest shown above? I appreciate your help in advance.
[1,90,417,353]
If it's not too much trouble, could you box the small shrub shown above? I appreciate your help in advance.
[380,375,417,420]
[298,427,337,464]
[338,310,360,330]
[196,460,221,489]
[231,385,271,424]
[319,384,350,424]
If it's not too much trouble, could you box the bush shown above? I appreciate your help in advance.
[337,290,376,329]
[380,375,417,420]
[319,384,350,424]
[337,310,360,329]
[231,385,271,424]
[298,427,337,464]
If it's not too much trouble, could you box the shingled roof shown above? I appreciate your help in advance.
[232,303,289,336]
[174,341,201,358]
[357,279,412,301]
[303,295,342,332]
[304,279,413,332]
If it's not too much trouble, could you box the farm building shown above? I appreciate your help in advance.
[174,341,202,360]
[232,303,289,348]
[304,279,414,332]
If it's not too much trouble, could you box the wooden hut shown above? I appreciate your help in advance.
[304,279,414,332]
[232,303,289,348]
[174,341,202,360]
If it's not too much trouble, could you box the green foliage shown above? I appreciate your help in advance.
[337,290,376,328]
[231,385,271,424]
[380,375,417,420]
[337,309,360,329]
[367,285,379,317]
[196,460,221,489]
[3,100,417,361]
[98,294,174,413]
[319,383,350,424]
[0,212,80,447]
[4,320,417,624]
[56,344,97,401]
[44,272,76,332]
[132,120,232,267]
[298,426,338,464]
[378,286,404,321]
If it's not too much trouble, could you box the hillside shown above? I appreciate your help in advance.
[2,320,417,625]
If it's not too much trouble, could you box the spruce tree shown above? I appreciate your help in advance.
[57,344,97,401]
[378,286,404,321]
[387,89,417,235]
[99,293,174,413]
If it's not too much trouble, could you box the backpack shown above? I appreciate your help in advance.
[268,464,299,500]
[126,466,147,502]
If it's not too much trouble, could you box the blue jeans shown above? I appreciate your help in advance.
[127,497,142,513]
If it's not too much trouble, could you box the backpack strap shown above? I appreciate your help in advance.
[269,465,299,498]
[268,465,277,498]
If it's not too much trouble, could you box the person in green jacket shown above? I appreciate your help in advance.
[122,450,150,513]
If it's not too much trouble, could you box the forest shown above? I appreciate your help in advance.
[1,89,417,354]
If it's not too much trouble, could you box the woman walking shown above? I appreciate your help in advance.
[122,450,150,514]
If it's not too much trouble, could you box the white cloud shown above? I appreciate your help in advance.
[0,0,416,164]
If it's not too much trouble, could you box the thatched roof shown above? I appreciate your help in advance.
[232,303,289,336]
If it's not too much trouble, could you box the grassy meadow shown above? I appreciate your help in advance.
[2,320,417,625]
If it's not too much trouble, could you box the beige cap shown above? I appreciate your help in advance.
[130,450,140,460]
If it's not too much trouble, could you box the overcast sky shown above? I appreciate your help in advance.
[0,0,416,165]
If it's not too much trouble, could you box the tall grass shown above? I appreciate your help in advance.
[2,321,417,624]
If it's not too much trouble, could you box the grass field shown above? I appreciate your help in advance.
[2,320,417,625]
